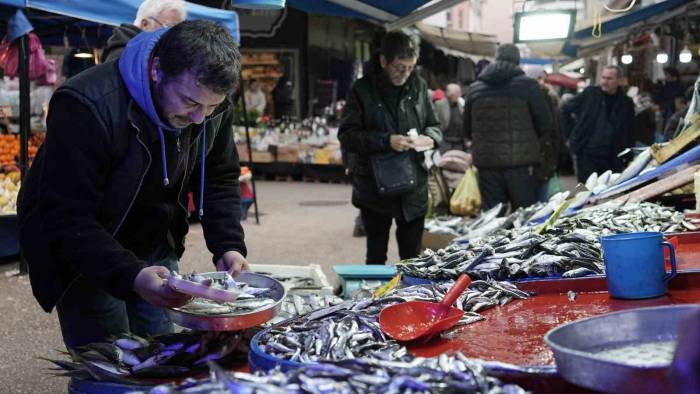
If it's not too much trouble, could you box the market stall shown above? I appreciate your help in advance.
[29,1,700,393]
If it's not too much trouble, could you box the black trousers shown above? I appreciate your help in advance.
[360,208,424,265]
[575,154,615,183]
[55,248,177,349]
[477,166,539,211]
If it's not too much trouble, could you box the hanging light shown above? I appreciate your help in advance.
[73,48,93,59]
[656,51,669,64]
[679,46,693,63]
[621,53,633,65]
[73,28,94,59]
[579,67,585,74]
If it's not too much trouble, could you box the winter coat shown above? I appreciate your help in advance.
[464,61,554,170]
[338,68,442,222]
[434,98,465,150]
[560,86,634,160]
[18,30,246,313]
[101,24,141,63]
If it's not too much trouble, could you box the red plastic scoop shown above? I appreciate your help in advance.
[379,274,472,342]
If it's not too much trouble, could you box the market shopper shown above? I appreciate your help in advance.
[664,92,690,141]
[18,20,248,349]
[434,83,465,152]
[463,44,555,210]
[561,65,634,182]
[245,79,267,114]
[100,0,187,63]
[339,31,442,265]
[656,67,686,125]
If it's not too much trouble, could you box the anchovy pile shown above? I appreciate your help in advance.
[143,355,527,394]
[559,201,699,234]
[278,293,345,320]
[260,281,529,364]
[178,297,277,315]
[401,202,695,281]
[425,202,545,239]
[398,230,603,281]
[43,330,255,383]
[173,272,277,316]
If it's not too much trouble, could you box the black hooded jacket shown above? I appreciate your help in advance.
[18,60,246,313]
[338,64,442,222]
[464,61,554,169]
[101,24,141,63]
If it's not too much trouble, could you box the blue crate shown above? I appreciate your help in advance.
[249,327,305,373]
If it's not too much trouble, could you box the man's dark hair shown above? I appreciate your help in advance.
[380,31,418,63]
[153,20,241,94]
[664,67,680,79]
[604,65,622,77]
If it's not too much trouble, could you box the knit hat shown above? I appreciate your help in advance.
[496,44,520,65]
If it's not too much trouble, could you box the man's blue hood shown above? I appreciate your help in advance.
[116,28,210,218]
[118,29,171,130]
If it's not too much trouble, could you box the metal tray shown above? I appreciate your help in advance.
[545,305,698,394]
[167,272,286,331]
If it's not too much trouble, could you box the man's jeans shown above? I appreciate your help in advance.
[56,248,178,349]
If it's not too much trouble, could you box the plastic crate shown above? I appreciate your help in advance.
[333,265,397,299]
[250,263,333,295]
[249,328,304,373]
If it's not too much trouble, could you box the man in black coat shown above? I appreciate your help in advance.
[100,0,187,63]
[561,66,634,182]
[464,44,555,210]
[339,31,442,265]
[18,21,248,349]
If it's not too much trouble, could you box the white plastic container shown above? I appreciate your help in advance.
[250,263,333,296]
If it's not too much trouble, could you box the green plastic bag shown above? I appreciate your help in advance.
[449,167,481,216]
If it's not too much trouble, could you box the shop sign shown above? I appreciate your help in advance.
[239,7,287,38]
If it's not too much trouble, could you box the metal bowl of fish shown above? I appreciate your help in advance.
[545,305,698,394]
[167,272,286,331]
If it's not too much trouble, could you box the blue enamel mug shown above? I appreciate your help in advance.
[600,232,677,299]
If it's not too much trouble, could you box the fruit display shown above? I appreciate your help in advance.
[0,171,20,214]
[0,133,44,172]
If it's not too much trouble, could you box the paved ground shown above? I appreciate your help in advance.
[0,178,578,392]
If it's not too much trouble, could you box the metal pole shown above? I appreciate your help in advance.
[18,34,30,275]
[239,79,260,224]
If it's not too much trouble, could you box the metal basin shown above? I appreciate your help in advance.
[167,272,286,331]
[545,305,698,394]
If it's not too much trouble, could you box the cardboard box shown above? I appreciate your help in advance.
[237,145,273,163]
[421,230,455,251]
[250,263,333,295]
[276,145,301,163]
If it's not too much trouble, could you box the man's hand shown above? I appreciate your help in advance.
[390,135,414,152]
[133,266,191,308]
[215,251,250,276]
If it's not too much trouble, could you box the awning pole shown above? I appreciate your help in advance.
[238,79,260,225]
[18,33,30,275]
[386,0,467,31]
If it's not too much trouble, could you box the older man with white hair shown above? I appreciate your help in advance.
[434,83,465,152]
[101,0,187,63]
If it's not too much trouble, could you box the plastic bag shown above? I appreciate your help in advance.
[0,32,52,81]
[426,166,450,218]
[449,167,481,216]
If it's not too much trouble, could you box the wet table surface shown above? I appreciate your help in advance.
[409,274,700,366]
